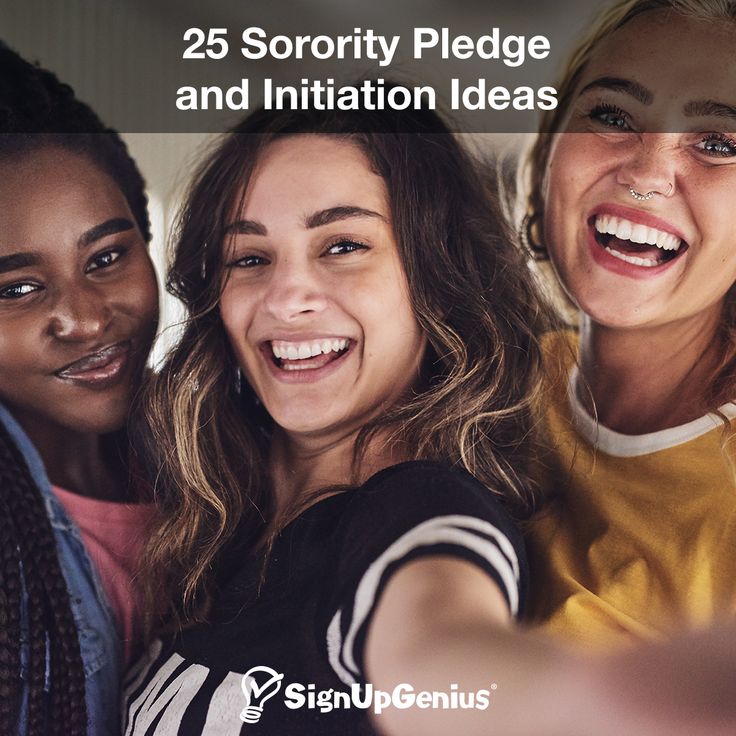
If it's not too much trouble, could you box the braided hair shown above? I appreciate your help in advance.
[0,45,150,734]
[0,423,87,735]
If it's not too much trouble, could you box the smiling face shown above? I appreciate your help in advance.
[0,147,159,439]
[219,135,426,442]
[543,10,736,330]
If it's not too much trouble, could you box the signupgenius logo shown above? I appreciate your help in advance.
[239,666,497,722]
[240,666,285,723]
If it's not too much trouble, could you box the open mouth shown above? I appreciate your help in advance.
[592,214,688,268]
[268,338,352,372]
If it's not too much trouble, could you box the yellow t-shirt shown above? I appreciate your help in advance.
[526,332,736,650]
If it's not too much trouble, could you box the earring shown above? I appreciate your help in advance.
[233,366,242,394]
[201,242,209,280]
[520,212,548,260]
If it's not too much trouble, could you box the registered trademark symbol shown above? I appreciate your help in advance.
[491,683,498,690]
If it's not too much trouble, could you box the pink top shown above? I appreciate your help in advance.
[52,485,153,665]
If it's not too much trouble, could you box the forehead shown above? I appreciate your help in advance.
[578,10,736,113]
[238,135,388,220]
[0,147,131,253]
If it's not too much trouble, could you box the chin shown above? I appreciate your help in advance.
[570,281,653,329]
[273,416,334,437]
[577,300,656,330]
[64,400,129,436]
[271,403,354,438]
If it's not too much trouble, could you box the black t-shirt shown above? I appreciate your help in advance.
[123,461,527,736]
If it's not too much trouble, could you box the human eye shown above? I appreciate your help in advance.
[695,132,736,158]
[0,282,42,300]
[225,253,270,268]
[85,247,126,273]
[323,239,369,256]
[586,102,632,131]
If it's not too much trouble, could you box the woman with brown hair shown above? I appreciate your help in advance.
[124,103,552,734]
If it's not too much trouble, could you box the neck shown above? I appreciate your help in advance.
[11,413,127,501]
[576,311,723,434]
[269,426,402,518]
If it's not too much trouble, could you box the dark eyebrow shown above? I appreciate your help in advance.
[684,99,736,123]
[224,219,268,236]
[580,76,653,106]
[78,218,135,248]
[0,252,41,275]
[304,206,386,229]
[0,219,135,274]
[225,206,386,237]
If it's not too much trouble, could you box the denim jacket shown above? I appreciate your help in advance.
[0,404,121,736]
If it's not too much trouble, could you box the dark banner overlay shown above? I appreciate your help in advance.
[1,0,618,133]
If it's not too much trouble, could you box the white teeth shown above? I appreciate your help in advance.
[270,338,349,361]
[594,215,682,252]
[630,224,648,243]
[605,247,659,267]
[661,233,680,251]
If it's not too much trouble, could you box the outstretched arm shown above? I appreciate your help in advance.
[365,556,736,736]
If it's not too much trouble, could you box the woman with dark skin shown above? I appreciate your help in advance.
[0,48,159,735]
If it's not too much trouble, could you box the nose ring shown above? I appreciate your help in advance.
[628,182,673,201]
[629,187,655,201]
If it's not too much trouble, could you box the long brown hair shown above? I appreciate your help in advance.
[139,102,552,628]
[525,0,736,412]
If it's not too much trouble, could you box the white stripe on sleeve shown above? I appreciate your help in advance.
[326,514,519,685]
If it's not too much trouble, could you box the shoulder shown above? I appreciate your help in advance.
[337,461,521,543]
[325,463,527,684]
[331,461,526,613]
[351,460,509,511]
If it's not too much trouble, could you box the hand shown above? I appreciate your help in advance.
[582,623,736,736]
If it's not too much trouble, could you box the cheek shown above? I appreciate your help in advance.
[543,138,610,263]
[686,186,736,289]
[219,285,258,358]
[133,281,159,326]
[359,272,423,367]
[693,247,736,307]
[695,187,736,251]
[122,255,160,324]
[0,325,47,415]
[546,134,610,197]
[0,327,37,378]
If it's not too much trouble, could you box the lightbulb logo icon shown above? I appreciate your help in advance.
[240,666,284,724]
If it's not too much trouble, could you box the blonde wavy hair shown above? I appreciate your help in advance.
[137,103,554,628]
[525,0,736,413]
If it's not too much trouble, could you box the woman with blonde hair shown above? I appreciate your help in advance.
[524,0,736,646]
